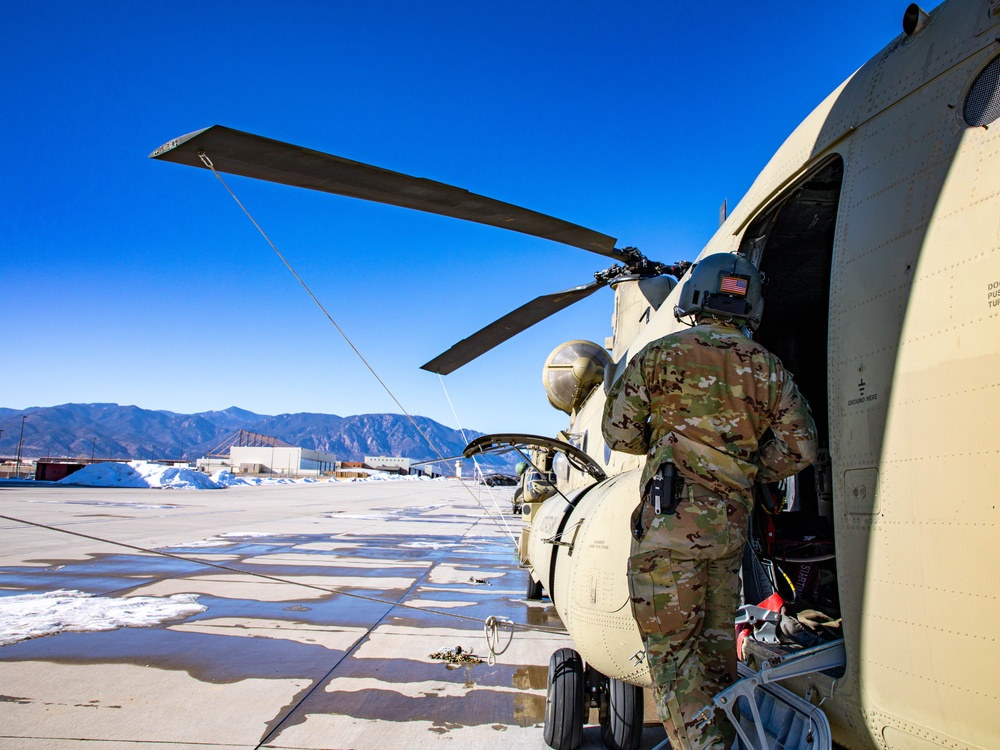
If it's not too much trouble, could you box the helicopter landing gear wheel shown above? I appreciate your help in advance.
[544,648,585,749]
[599,677,644,750]
[526,574,544,600]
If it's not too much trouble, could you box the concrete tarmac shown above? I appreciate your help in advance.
[0,479,667,749]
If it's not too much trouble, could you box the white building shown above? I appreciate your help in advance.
[228,446,337,477]
[364,456,412,472]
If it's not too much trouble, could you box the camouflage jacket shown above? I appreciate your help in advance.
[602,321,818,499]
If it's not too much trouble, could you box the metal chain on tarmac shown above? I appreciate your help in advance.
[196,151,517,548]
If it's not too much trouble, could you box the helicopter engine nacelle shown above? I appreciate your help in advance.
[542,340,612,415]
[527,468,651,686]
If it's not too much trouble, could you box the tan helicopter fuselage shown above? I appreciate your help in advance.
[524,1,1000,748]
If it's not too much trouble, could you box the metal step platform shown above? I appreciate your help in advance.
[714,639,846,750]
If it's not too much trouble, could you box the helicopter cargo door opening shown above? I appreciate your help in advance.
[736,155,844,666]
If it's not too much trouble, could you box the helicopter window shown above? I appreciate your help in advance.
[737,156,844,659]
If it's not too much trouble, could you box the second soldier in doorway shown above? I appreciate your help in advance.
[602,254,818,750]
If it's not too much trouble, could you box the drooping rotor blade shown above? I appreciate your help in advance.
[421,280,606,375]
[463,433,607,480]
[150,125,623,260]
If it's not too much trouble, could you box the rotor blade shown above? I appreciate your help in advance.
[463,433,607,480]
[421,280,606,375]
[150,125,623,259]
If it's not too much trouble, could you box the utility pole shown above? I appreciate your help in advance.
[14,416,27,479]
[91,437,96,463]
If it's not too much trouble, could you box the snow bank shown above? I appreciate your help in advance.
[58,462,222,490]
[213,469,442,486]
[141,464,220,490]
[56,462,148,488]
[211,470,321,487]
[344,473,443,483]
[0,590,207,646]
[57,463,451,490]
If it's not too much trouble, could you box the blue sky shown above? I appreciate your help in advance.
[1,1,934,437]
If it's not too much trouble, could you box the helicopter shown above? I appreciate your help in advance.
[151,0,1000,748]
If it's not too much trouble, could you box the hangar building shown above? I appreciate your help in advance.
[228,446,337,477]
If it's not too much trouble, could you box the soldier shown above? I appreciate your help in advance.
[602,253,818,750]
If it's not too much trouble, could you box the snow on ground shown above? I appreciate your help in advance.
[56,462,458,490]
[211,470,315,487]
[209,469,442,487]
[58,462,220,490]
[0,590,207,646]
[358,472,436,481]
[142,464,221,490]
[56,462,151,488]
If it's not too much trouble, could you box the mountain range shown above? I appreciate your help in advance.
[0,403,510,470]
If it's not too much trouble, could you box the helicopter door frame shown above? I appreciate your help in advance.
[735,152,845,629]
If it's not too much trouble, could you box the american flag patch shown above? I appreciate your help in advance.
[719,275,749,296]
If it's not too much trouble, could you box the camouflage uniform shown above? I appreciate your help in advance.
[602,320,817,750]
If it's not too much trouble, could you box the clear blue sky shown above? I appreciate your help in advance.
[1,1,934,436]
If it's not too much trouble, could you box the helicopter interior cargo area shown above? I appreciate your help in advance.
[738,156,844,662]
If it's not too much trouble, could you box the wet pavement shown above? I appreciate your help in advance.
[0,480,668,749]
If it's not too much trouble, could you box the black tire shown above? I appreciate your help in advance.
[512,487,524,513]
[526,574,545,600]
[599,677,644,750]
[544,648,585,749]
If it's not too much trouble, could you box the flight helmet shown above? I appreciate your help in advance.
[674,253,764,330]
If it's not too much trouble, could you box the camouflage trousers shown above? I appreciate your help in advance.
[627,483,749,750]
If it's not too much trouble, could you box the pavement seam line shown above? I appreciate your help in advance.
[253,505,493,748]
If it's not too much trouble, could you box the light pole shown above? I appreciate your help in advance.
[91,437,96,463]
[14,416,27,479]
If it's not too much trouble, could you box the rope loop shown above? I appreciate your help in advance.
[484,615,515,665]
